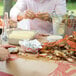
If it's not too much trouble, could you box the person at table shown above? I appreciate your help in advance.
[10,0,66,34]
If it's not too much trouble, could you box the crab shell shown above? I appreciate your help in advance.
[67,40,76,49]
[72,31,76,39]
[0,19,3,27]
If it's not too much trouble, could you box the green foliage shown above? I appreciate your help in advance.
[67,0,76,2]
[67,2,76,14]
[71,0,76,2]
[0,1,3,16]
[67,2,76,10]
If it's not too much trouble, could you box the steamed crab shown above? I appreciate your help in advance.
[39,31,76,62]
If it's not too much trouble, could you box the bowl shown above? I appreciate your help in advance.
[47,35,63,42]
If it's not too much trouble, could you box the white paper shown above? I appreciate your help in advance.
[19,39,42,53]
[17,19,30,30]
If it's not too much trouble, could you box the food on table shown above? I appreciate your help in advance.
[35,34,49,44]
[0,18,3,26]
[62,15,76,28]
[39,31,76,62]
[16,31,76,63]
[4,31,75,63]
[8,30,37,45]
[8,19,17,28]
[0,18,17,28]
[0,47,9,61]
[9,30,36,39]
[72,31,76,39]
[8,47,19,54]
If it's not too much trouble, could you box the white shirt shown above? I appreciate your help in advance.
[10,0,66,34]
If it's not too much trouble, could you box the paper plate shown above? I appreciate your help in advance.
[47,35,63,42]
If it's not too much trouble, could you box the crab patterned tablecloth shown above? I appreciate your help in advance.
[0,54,76,76]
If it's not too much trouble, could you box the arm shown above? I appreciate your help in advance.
[55,0,66,15]
[10,0,27,21]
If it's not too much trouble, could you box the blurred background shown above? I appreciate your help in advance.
[0,0,76,17]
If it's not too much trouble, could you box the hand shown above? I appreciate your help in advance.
[17,15,23,21]
[0,47,9,61]
[24,10,36,19]
[36,12,52,22]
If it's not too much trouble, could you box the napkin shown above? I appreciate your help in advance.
[19,39,42,53]
[17,19,30,30]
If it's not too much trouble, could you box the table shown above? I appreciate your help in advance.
[0,54,76,76]
[0,33,76,76]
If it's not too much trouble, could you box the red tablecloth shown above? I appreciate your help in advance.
[0,54,76,76]
[0,71,13,76]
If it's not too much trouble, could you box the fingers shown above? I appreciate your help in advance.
[17,15,23,21]
[17,10,52,22]
[36,12,49,17]
[36,12,51,21]
[25,10,35,19]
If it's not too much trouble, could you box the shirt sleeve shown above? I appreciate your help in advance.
[10,0,27,21]
[55,0,66,15]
